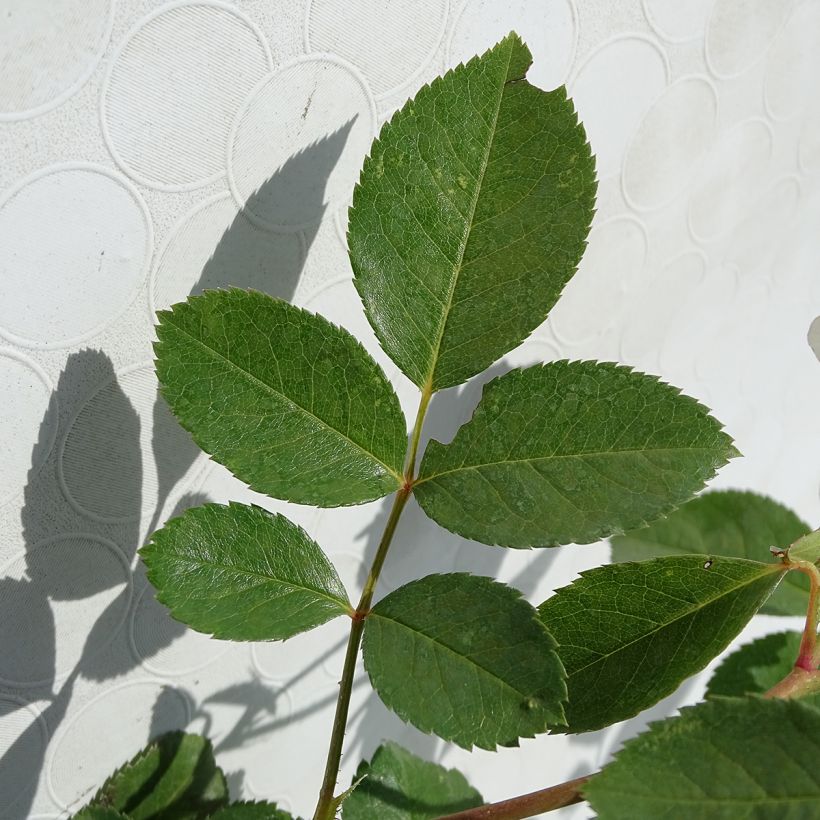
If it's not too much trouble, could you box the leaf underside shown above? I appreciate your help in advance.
[141,502,350,641]
[363,573,566,749]
[154,288,406,507]
[88,731,227,819]
[342,742,483,820]
[415,361,737,548]
[611,489,811,616]
[538,555,785,732]
[349,33,596,391]
[585,697,820,819]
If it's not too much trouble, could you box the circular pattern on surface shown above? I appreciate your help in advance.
[101,1,271,190]
[60,364,203,523]
[0,165,151,349]
[0,698,48,815]
[623,77,717,211]
[547,217,648,347]
[228,55,377,231]
[0,350,55,507]
[799,104,820,175]
[447,0,576,90]
[620,252,706,365]
[307,0,448,98]
[0,535,131,686]
[764,3,820,122]
[48,681,190,808]
[0,0,113,120]
[130,582,231,677]
[570,36,668,178]
[642,0,713,43]
[151,194,304,313]
[688,120,773,243]
[727,176,801,276]
[705,0,793,78]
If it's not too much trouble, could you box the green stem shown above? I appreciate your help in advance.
[311,387,432,820]
[437,774,591,820]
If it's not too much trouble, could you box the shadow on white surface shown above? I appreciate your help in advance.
[1,123,359,816]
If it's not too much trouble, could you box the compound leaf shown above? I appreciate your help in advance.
[585,697,820,819]
[611,490,811,615]
[342,742,482,819]
[415,362,736,547]
[155,288,406,507]
[538,556,785,732]
[363,574,566,749]
[141,502,350,641]
[89,731,227,819]
[349,33,595,391]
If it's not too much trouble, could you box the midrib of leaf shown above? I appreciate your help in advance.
[416,445,726,485]
[370,609,548,701]
[164,319,402,483]
[423,38,515,390]
[562,563,783,678]
[157,551,348,610]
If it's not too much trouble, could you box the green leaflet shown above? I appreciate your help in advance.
[342,742,482,819]
[538,556,785,732]
[349,33,595,391]
[611,490,811,615]
[87,731,227,819]
[707,632,820,712]
[707,631,803,699]
[154,289,406,507]
[788,529,820,564]
[73,810,128,820]
[415,362,736,548]
[210,802,295,819]
[141,502,350,641]
[585,697,820,819]
[362,574,566,749]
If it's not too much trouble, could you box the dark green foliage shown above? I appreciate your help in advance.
[343,742,482,819]
[349,34,596,391]
[141,502,350,641]
[538,556,785,731]
[363,574,566,749]
[416,362,736,547]
[611,490,810,615]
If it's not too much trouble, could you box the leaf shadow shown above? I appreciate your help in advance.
[1,122,358,818]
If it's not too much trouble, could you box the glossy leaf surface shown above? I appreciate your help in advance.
[363,574,566,749]
[89,731,227,819]
[538,556,785,731]
[342,742,482,819]
[611,490,810,615]
[416,362,736,547]
[155,288,406,507]
[349,34,595,391]
[141,502,350,641]
[585,697,820,819]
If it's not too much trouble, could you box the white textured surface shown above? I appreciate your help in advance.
[1,1,819,817]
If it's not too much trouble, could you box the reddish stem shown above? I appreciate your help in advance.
[436,775,591,820]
